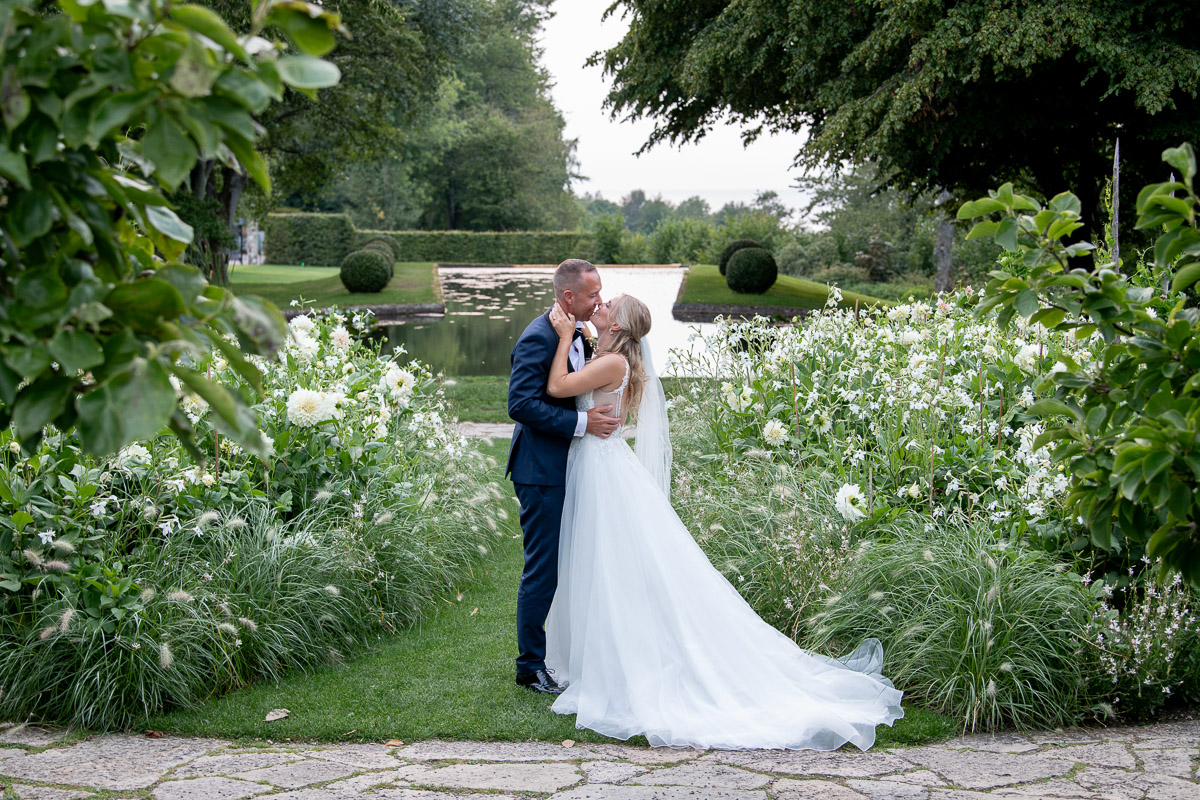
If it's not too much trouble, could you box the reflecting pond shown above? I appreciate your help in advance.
[376,267,714,376]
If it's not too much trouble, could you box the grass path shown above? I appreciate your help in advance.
[229,262,441,309]
[678,263,888,309]
[154,440,953,747]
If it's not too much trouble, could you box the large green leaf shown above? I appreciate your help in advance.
[74,383,124,455]
[142,116,199,191]
[12,376,74,443]
[9,190,54,247]
[109,358,176,441]
[168,364,266,458]
[48,329,105,373]
[89,88,156,142]
[145,204,195,244]
[104,278,187,330]
[231,292,287,355]
[1170,262,1200,293]
[275,55,340,90]
[0,142,31,190]
[171,4,248,61]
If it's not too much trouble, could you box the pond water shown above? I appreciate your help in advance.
[376,267,714,377]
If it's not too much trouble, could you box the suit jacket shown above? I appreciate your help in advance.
[506,311,581,485]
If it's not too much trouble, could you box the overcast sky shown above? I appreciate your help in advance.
[538,0,813,215]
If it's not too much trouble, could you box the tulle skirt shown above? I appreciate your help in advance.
[545,434,904,750]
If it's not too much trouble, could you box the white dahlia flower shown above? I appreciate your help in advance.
[834,483,868,522]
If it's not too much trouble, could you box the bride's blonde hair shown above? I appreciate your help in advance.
[596,295,651,417]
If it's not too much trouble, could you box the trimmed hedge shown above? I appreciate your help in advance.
[718,238,763,276]
[264,213,356,267]
[263,213,598,265]
[353,230,595,264]
[726,247,779,294]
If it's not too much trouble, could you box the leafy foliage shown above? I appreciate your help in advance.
[718,239,763,276]
[339,250,392,294]
[600,1,1200,224]
[959,144,1200,587]
[0,311,500,728]
[725,247,778,294]
[0,0,343,458]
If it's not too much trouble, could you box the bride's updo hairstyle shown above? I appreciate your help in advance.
[599,294,652,417]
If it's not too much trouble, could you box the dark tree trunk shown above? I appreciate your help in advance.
[934,190,955,293]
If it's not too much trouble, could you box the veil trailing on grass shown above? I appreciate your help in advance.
[635,337,672,496]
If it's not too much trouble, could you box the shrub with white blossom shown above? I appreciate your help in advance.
[0,309,501,728]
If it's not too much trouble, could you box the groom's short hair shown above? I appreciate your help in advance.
[554,259,597,298]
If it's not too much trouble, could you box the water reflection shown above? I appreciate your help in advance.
[377,267,713,376]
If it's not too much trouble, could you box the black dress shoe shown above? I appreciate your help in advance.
[516,668,565,694]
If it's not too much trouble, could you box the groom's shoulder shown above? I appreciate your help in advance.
[516,312,553,344]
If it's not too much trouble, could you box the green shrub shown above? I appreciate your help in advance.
[718,238,762,276]
[353,229,593,263]
[361,240,396,277]
[651,217,713,265]
[725,247,778,293]
[265,213,357,267]
[340,250,392,293]
[807,516,1097,732]
[364,236,402,262]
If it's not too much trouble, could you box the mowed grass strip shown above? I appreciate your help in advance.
[152,437,954,748]
[679,263,889,310]
[230,262,441,309]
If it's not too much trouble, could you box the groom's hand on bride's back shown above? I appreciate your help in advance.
[586,406,619,438]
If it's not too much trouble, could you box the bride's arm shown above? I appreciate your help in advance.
[546,304,625,399]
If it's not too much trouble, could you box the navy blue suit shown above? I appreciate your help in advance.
[507,311,586,675]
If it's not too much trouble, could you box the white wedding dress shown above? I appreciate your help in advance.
[545,356,904,750]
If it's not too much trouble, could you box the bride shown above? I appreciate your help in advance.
[541,294,904,751]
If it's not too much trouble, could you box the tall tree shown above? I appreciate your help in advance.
[600,1,1200,233]
[188,0,477,281]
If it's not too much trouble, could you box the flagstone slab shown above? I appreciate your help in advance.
[942,733,1040,754]
[1137,773,1200,800]
[579,744,704,764]
[1136,747,1199,779]
[991,779,1105,798]
[580,760,647,783]
[0,727,66,748]
[151,777,271,800]
[705,749,911,778]
[417,762,582,793]
[301,745,404,769]
[630,761,771,790]
[323,765,435,791]
[771,778,870,799]
[845,778,930,800]
[170,752,306,779]
[0,747,27,760]
[1042,742,1137,769]
[0,735,224,790]
[234,759,360,788]
[900,747,1074,790]
[396,740,585,762]
[9,785,94,800]
[549,785,768,800]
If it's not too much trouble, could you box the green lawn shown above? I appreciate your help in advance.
[679,263,889,310]
[230,262,441,308]
[152,437,954,747]
[443,376,512,423]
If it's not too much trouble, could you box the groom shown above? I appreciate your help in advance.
[506,259,619,694]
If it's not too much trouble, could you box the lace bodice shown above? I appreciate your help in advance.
[576,355,630,437]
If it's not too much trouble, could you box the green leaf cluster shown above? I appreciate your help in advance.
[959,143,1200,587]
[0,0,344,458]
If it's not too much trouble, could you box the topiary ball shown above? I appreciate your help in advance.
[340,249,391,293]
[725,247,778,294]
[361,241,395,278]
[364,237,401,261]
[718,238,762,276]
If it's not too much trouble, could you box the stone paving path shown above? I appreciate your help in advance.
[0,721,1196,800]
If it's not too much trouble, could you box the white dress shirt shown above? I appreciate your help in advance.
[572,322,587,436]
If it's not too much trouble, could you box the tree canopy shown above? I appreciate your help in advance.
[600,0,1200,221]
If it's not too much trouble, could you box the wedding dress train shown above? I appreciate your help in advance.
[545,359,904,750]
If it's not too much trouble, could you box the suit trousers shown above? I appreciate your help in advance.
[513,481,565,675]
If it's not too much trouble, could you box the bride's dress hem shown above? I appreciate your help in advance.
[545,413,905,753]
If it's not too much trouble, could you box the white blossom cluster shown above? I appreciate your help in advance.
[675,293,1101,529]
